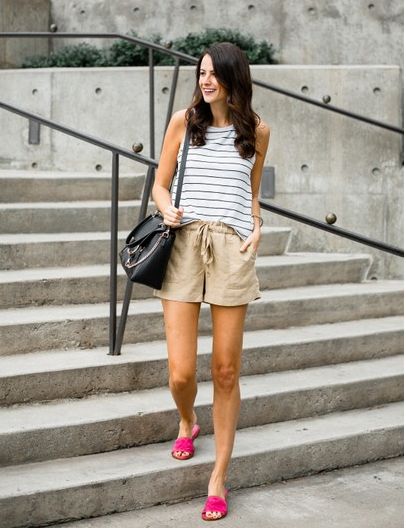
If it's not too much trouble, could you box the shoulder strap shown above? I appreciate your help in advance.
[173,128,191,208]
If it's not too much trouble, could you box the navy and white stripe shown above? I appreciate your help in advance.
[171,124,256,240]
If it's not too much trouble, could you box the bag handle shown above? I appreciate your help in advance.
[173,127,191,209]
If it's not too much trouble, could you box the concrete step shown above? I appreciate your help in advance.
[0,200,154,234]
[45,457,403,528]
[0,227,284,269]
[0,354,402,466]
[0,252,373,308]
[0,316,402,406]
[0,401,402,527]
[0,170,145,202]
[0,280,403,355]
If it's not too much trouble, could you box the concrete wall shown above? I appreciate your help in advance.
[0,64,402,278]
[0,0,403,68]
[49,0,403,68]
[0,0,50,68]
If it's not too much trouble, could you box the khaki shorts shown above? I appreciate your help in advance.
[153,219,261,306]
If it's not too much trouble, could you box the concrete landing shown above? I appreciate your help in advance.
[50,456,404,528]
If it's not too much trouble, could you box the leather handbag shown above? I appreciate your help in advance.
[119,128,190,289]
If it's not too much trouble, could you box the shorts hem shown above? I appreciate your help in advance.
[203,289,262,306]
[153,289,203,303]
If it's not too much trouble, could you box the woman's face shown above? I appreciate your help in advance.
[199,54,228,104]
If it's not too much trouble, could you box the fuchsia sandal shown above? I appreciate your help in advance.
[201,488,229,521]
[171,423,201,460]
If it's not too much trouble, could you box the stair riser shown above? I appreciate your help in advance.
[0,258,371,308]
[0,428,402,528]
[0,290,403,355]
[0,204,149,234]
[0,230,285,270]
[0,176,145,203]
[1,330,403,405]
[0,376,402,466]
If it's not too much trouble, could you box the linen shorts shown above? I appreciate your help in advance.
[152,219,261,306]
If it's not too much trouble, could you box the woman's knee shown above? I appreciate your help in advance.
[212,363,239,392]
[169,370,196,393]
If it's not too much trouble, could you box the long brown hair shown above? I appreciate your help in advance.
[185,42,260,159]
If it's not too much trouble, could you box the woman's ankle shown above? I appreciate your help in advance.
[178,410,197,436]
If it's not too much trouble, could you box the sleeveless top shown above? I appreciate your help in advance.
[170,124,256,241]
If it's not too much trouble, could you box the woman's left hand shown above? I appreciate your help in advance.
[240,230,261,253]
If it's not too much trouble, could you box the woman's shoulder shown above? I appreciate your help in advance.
[171,108,188,128]
[256,117,271,138]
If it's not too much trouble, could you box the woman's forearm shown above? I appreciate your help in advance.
[152,184,172,215]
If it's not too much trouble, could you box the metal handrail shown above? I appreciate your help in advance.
[0,100,403,359]
[0,31,403,358]
[0,99,157,356]
[0,32,403,135]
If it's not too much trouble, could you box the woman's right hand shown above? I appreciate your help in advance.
[163,205,184,227]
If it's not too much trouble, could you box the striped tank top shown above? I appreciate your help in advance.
[170,124,256,241]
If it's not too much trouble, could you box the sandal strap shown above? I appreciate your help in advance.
[202,495,228,515]
[172,437,194,453]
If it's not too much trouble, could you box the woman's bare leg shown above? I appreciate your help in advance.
[162,299,201,456]
[205,303,247,519]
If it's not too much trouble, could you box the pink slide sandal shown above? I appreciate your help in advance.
[171,423,201,460]
[201,488,229,521]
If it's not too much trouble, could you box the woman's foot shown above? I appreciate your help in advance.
[202,474,228,520]
[172,410,198,459]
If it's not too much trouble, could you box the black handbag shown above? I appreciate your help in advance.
[119,129,190,289]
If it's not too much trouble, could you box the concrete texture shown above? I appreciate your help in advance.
[0,252,372,308]
[46,456,403,528]
[0,402,402,527]
[0,316,402,405]
[0,200,149,234]
[0,354,403,465]
[0,65,402,277]
[48,0,404,68]
[0,280,403,355]
[0,170,145,202]
[0,226,279,270]
[0,0,50,68]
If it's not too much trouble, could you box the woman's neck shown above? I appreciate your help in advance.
[210,102,231,128]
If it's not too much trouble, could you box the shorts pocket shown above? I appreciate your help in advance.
[226,239,257,289]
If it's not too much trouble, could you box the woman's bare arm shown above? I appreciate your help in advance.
[151,109,187,227]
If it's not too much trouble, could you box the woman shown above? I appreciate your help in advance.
[151,41,270,521]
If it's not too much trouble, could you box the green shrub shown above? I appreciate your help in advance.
[169,28,276,65]
[21,28,277,68]
[22,42,109,68]
[106,31,167,66]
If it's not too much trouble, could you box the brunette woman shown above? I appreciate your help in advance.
[152,41,270,521]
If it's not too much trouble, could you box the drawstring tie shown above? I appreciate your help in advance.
[193,223,214,265]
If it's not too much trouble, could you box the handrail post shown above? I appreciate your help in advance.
[165,58,180,132]
[108,152,119,355]
[113,165,156,355]
[149,48,155,158]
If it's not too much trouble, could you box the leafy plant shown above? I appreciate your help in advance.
[22,42,109,68]
[21,28,277,68]
[170,28,276,65]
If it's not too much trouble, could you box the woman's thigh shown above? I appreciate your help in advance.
[162,299,201,376]
[210,303,248,372]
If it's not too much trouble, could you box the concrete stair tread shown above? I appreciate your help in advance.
[43,457,404,528]
[0,280,403,326]
[0,316,403,378]
[0,401,402,497]
[0,354,402,434]
[0,200,141,209]
[0,169,143,179]
[0,252,373,283]
[0,226,277,244]
[0,231,130,243]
